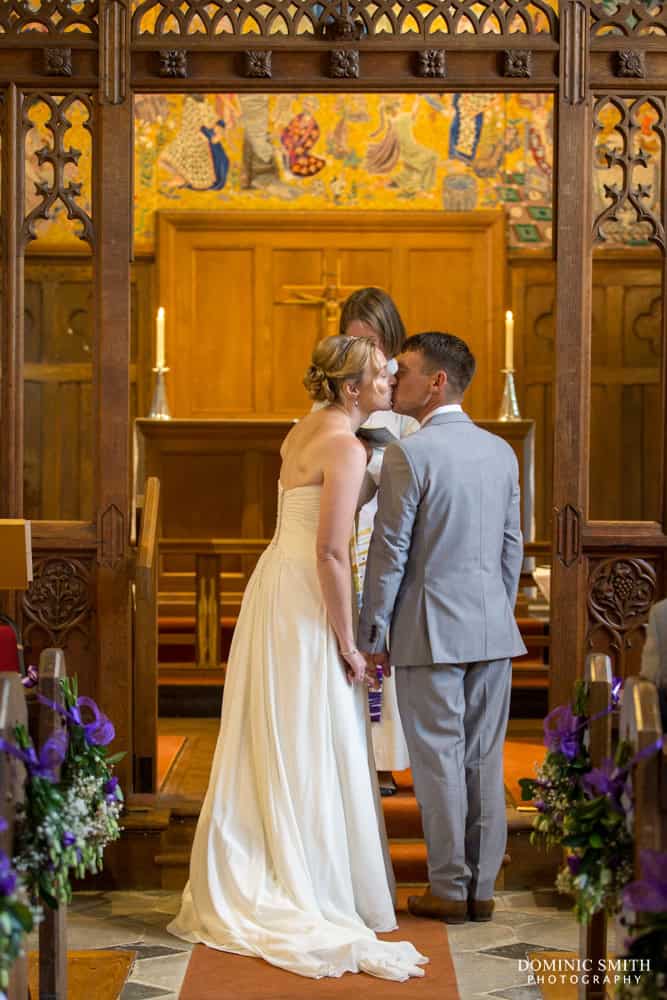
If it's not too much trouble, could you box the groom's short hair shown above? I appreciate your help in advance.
[403,332,476,396]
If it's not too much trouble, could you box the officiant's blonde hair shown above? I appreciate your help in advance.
[303,335,379,404]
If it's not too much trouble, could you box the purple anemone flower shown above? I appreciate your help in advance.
[582,757,628,811]
[567,854,582,876]
[103,775,120,802]
[62,832,76,847]
[543,704,581,760]
[0,729,68,783]
[0,850,17,897]
[623,850,667,913]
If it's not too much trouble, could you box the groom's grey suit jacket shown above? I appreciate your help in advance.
[358,411,527,666]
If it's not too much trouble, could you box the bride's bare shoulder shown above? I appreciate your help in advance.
[322,431,366,472]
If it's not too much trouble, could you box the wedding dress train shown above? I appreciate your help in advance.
[168,483,428,981]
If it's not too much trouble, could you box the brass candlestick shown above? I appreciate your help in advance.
[148,366,171,420]
[498,368,521,421]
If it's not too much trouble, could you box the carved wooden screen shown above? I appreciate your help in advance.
[2,0,667,789]
[581,87,667,684]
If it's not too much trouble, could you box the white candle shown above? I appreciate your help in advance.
[504,309,514,371]
[156,307,166,369]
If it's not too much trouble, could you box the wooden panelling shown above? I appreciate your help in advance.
[189,247,256,416]
[20,256,154,521]
[511,251,663,540]
[158,211,506,421]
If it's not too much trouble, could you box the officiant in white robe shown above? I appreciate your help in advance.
[337,288,418,790]
[353,408,417,777]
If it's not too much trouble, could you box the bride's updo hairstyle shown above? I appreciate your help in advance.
[303,335,378,404]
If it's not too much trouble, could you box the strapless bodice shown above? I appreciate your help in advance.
[272,482,321,557]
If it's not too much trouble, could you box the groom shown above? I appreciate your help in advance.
[358,332,526,924]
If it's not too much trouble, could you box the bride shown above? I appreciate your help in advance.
[167,335,428,982]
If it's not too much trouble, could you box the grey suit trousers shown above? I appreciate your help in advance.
[396,658,511,902]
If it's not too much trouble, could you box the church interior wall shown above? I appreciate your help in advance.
[15,91,663,537]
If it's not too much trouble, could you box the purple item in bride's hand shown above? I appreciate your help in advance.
[368,666,383,723]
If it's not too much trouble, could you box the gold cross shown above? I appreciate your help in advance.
[278,261,359,339]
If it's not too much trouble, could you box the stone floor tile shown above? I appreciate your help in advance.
[446,920,518,953]
[490,986,543,999]
[452,952,533,995]
[511,917,580,951]
[495,892,548,912]
[28,915,143,951]
[128,952,191,990]
[151,894,182,916]
[112,942,185,961]
[481,911,560,929]
[138,923,193,950]
[110,892,174,917]
[120,984,172,1000]
[69,892,110,913]
[482,943,557,962]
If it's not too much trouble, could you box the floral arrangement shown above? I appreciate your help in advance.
[617,850,667,1000]
[0,676,123,910]
[0,818,34,1000]
[520,678,637,922]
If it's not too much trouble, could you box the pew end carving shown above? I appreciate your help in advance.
[0,674,29,1000]
[31,648,68,1000]
[579,652,613,1000]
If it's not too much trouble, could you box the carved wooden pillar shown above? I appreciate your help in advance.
[0,84,23,521]
[94,0,133,790]
[551,0,592,710]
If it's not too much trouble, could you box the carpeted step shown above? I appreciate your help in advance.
[383,792,422,840]
[389,841,428,885]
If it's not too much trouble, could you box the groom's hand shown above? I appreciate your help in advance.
[371,651,391,678]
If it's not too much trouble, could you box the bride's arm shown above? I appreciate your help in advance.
[316,437,368,682]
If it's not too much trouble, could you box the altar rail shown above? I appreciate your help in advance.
[155,538,551,680]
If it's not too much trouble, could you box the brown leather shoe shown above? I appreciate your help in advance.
[407,891,467,924]
[468,898,495,922]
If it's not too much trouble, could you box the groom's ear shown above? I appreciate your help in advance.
[432,369,447,391]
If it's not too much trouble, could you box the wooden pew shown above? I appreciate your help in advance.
[0,673,29,1000]
[620,674,666,872]
[133,476,160,792]
[579,652,613,1000]
[30,648,68,1000]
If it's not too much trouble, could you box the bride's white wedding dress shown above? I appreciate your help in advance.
[167,483,428,981]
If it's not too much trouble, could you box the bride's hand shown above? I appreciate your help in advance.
[341,649,368,685]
